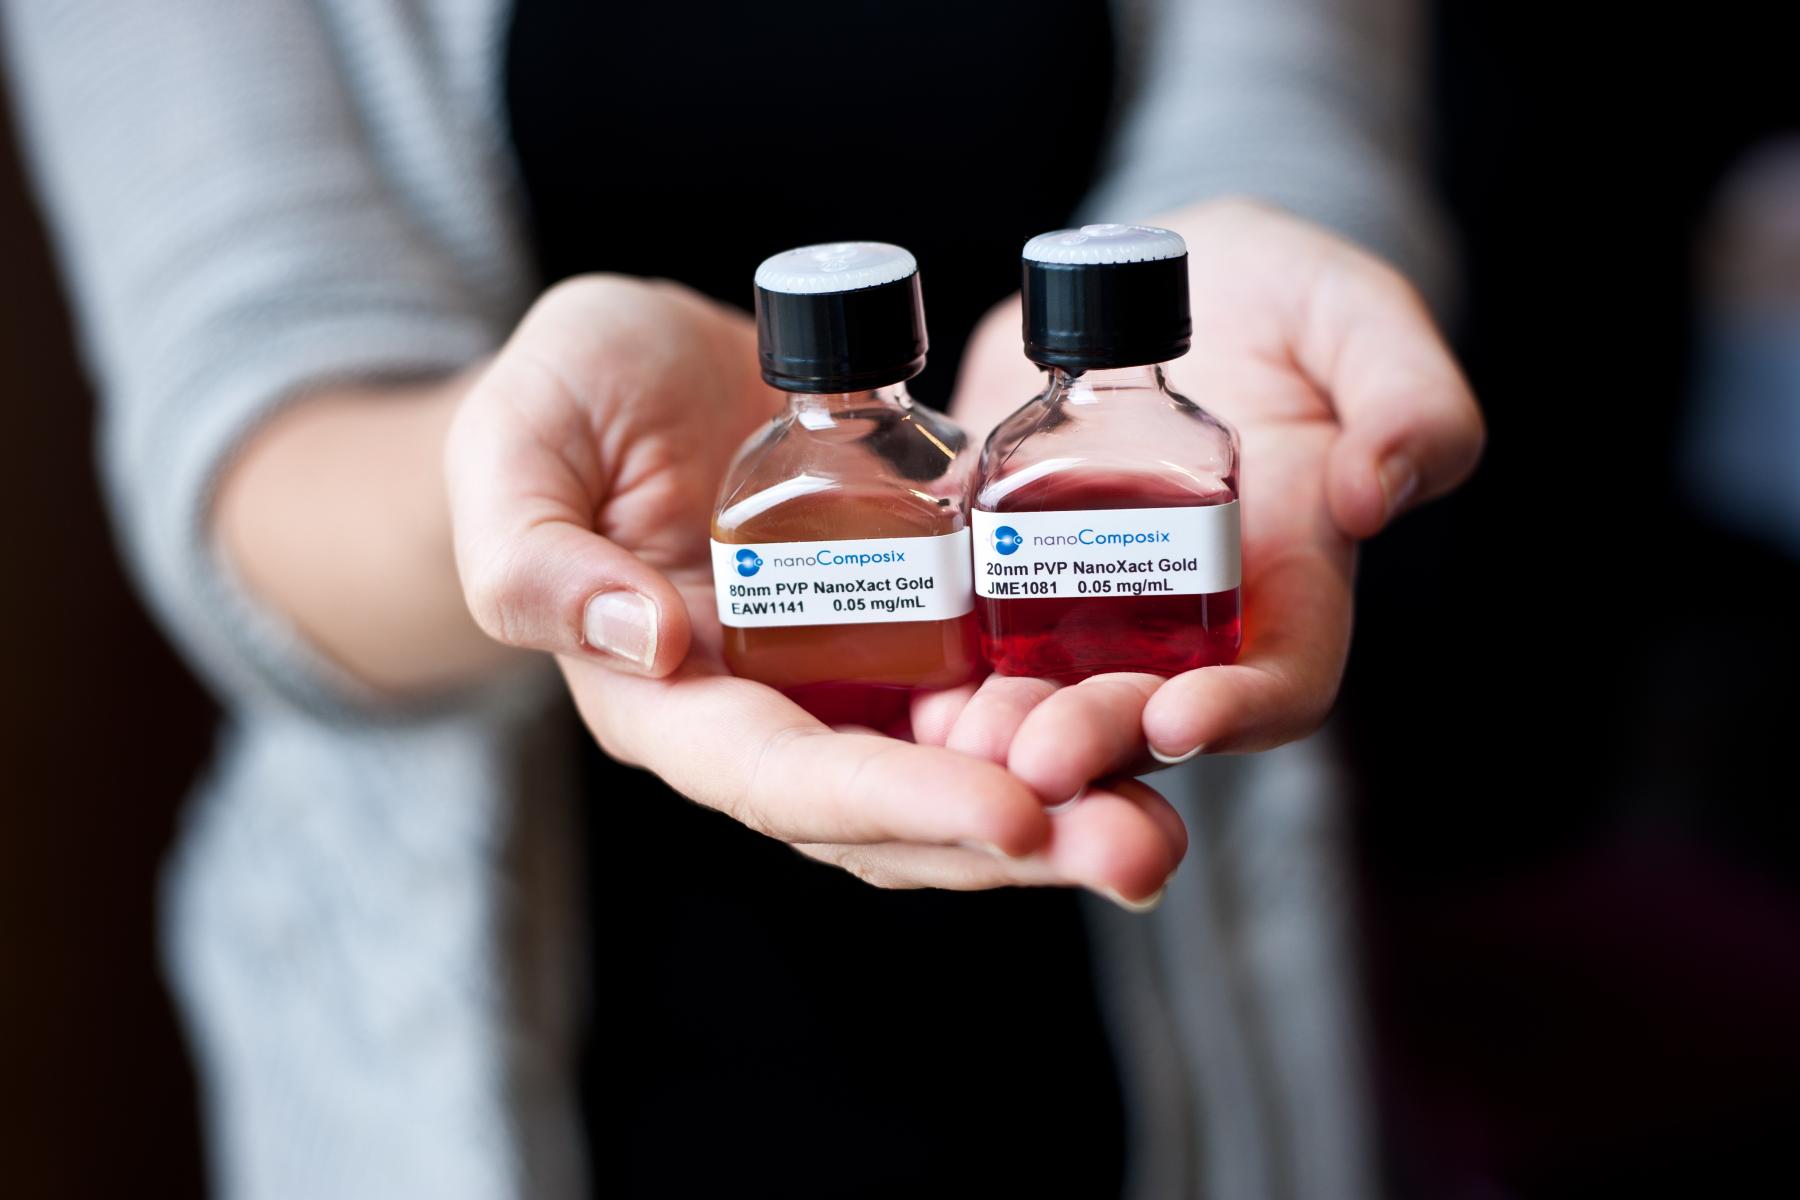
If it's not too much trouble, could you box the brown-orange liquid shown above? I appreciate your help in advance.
[714,487,980,724]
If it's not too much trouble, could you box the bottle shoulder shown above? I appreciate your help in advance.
[714,404,973,540]
[977,380,1238,510]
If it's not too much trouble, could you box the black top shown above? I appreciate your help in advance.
[505,2,1125,1194]
[755,253,928,393]
[1024,253,1194,371]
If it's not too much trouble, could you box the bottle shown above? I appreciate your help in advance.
[971,224,1242,683]
[711,242,980,723]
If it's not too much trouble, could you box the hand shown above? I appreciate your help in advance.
[446,276,1185,904]
[914,200,1485,802]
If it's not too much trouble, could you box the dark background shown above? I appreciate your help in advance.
[0,83,212,1197]
[1348,4,1800,1194]
[3,5,1796,1197]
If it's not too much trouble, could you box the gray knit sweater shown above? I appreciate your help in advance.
[4,2,1443,1196]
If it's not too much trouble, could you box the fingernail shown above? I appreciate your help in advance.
[1100,885,1167,914]
[1045,784,1088,815]
[1379,454,1420,519]
[582,589,658,669]
[1149,742,1205,766]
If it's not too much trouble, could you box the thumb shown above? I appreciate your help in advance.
[445,353,692,678]
[464,518,692,677]
[1301,255,1485,539]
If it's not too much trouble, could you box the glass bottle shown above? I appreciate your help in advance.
[971,225,1242,683]
[711,242,979,723]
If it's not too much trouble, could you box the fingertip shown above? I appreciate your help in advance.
[1327,374,1485,542]
[1093,841,1181,906]
[1098,884,1169,914]
[945,675,1058,765]
[1379,453,1422,516]
[963,762,1053,858]
[580,585,690,677]
[1146,658,1336,758]
[1147,743,1204,766]
[1007,674,1158,805]
[1053,788,1181,902]
[1114,777,1189,864]
[1434,402,1488,507]
[1006,732,1087,808]
[1142,672,1223,761]
[641,572,696,677]
[909,682,981,747]
[1326,439,1395,540]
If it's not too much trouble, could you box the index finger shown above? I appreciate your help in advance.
[559,657,1051,857]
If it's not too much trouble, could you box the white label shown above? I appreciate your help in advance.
[971,503,1241,600]
[711,529,974,628]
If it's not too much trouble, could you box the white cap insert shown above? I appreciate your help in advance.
[754,241,917,295]
[1022,223,1187,266]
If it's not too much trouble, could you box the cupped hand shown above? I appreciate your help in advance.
[445,275,1183,903]
[914,200,1485,802]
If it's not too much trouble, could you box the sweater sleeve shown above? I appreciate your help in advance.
[2,0,532,718]
[1084,0,1455,310]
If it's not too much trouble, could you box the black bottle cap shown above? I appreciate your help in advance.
[1021,224,1191,371]
[753,242,928,393]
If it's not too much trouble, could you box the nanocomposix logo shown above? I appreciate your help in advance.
[768,548,908,568]
[1032,527,1173,547]
[735,548,763,577]
[992,525,1023,556]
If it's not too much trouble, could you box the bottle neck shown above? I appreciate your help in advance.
[787,381,913,423]
[1050,363,1170,394]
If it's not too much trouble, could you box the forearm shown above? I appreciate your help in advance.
[214,367,518,696]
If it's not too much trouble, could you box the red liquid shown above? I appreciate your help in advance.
[977,474,1241,683]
